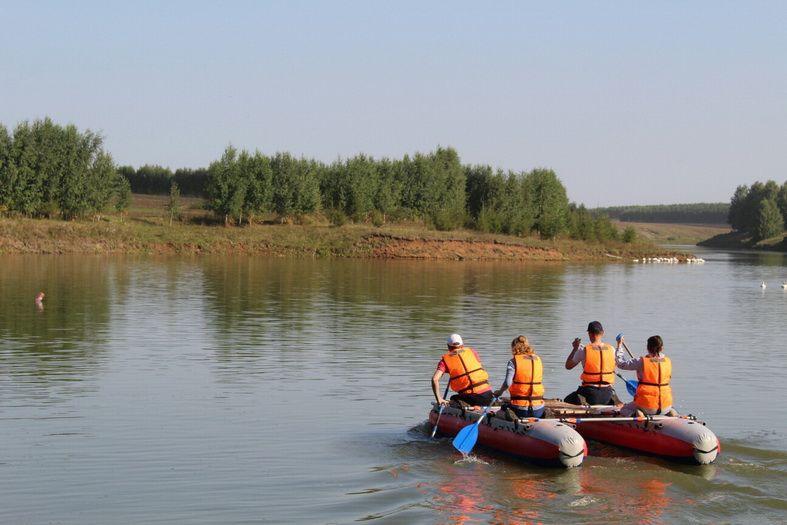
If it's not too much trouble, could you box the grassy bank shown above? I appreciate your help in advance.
[0,195,696,261]
[0,216,699,261]
[698,229,787,251]
[613,221,732,245]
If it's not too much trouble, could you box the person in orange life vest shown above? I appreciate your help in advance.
[492,335,546,418]
[564,321,621,406]
[616,335,678,416]
[432,333,494,407]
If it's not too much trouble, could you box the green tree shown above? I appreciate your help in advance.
[58,126,98,219]
[777,182,787,227]
[206,146,246,225]
[321,154,379,221]
[86,151,118,217]
[167,181,181,225]
[464,164,496,223]
[568,204,596,240]
[527,168,569,239]
[7,122,42,216]
[115,174,131,216]
[173,167,209,196]
[755,198,784,241]
[0,124,11,211]
[128,164,173,194]
[728,185,749,231]
[622,227,637,243]
[270,153,321,219]
[373,158,403,223]
[242,151,273,224]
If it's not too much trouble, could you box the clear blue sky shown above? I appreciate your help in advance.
[1,1,785,206]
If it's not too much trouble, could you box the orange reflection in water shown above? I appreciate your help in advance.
[571,465,673,524]
[491,475,552,525]
[424,461,494,525]
[423,453,687,525]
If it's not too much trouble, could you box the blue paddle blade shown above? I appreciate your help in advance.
[452,423,479,455]
[616,372,638,397]
[624,378,638,397]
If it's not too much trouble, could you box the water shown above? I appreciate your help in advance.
[0,248,785,524]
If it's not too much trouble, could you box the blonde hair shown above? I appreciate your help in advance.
[511,335,535,356]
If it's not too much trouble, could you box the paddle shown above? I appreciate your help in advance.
[431,383,451,438]
[616,372,639,397]
[615,333,639,397]
[452,396,498,455]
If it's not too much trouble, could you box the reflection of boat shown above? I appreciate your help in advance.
[545,400,720,465]
[428,404,587,467]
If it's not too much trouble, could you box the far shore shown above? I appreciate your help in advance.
[0,194,708,261]
[0,216,699,261]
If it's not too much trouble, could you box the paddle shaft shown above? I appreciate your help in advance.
[431,383,451,438]
[620,340,634,359]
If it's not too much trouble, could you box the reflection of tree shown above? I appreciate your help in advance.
[199,258,567,385]
[199,257,327,374]
[0,255,114,389]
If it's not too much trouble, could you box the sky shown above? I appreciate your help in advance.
[1,1,785,207]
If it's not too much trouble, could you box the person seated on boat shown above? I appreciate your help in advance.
[492,335,546,419]
[616,335,678,417]
[563,321,622,406]
[432,333,494,408]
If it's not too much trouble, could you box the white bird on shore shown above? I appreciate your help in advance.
[760,281,767,289]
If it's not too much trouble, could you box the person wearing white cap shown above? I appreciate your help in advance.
[431,333,494,407]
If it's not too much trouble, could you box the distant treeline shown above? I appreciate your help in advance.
[1,117,635,242]
[118,164,208,197]
[594,203,729,224]
[0,118,129,218]
[728,180,787,241]
[200,145,633,241]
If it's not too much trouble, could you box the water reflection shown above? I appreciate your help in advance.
[0,252,785,525]
[197,258,569,389]
[0,256,115,392]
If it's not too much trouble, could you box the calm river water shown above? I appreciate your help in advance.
[0,248,785,524]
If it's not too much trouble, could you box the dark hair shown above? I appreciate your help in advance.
[587,321,603,334]
[647,335,663,355]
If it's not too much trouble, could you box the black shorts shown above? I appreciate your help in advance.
[451,391,494,406]
[564,386,617,405]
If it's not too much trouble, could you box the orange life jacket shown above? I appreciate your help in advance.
[509,354,544,408]
[634,355,672,412]
[580,343,616,387]
[442,348,490,395]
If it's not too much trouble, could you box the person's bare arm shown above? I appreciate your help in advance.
[431,369,447,405]
[565,338,581,369]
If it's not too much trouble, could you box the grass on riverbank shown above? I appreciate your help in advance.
[613,221,731,245]
[697,229,787,251]
[0,194,696,260]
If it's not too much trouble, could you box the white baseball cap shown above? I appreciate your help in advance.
[447,333,463,347]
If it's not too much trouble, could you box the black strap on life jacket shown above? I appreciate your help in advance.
[583,346,612,386]
[511,356,543,401]
[448,353,489,394]
[639,359,669,411]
